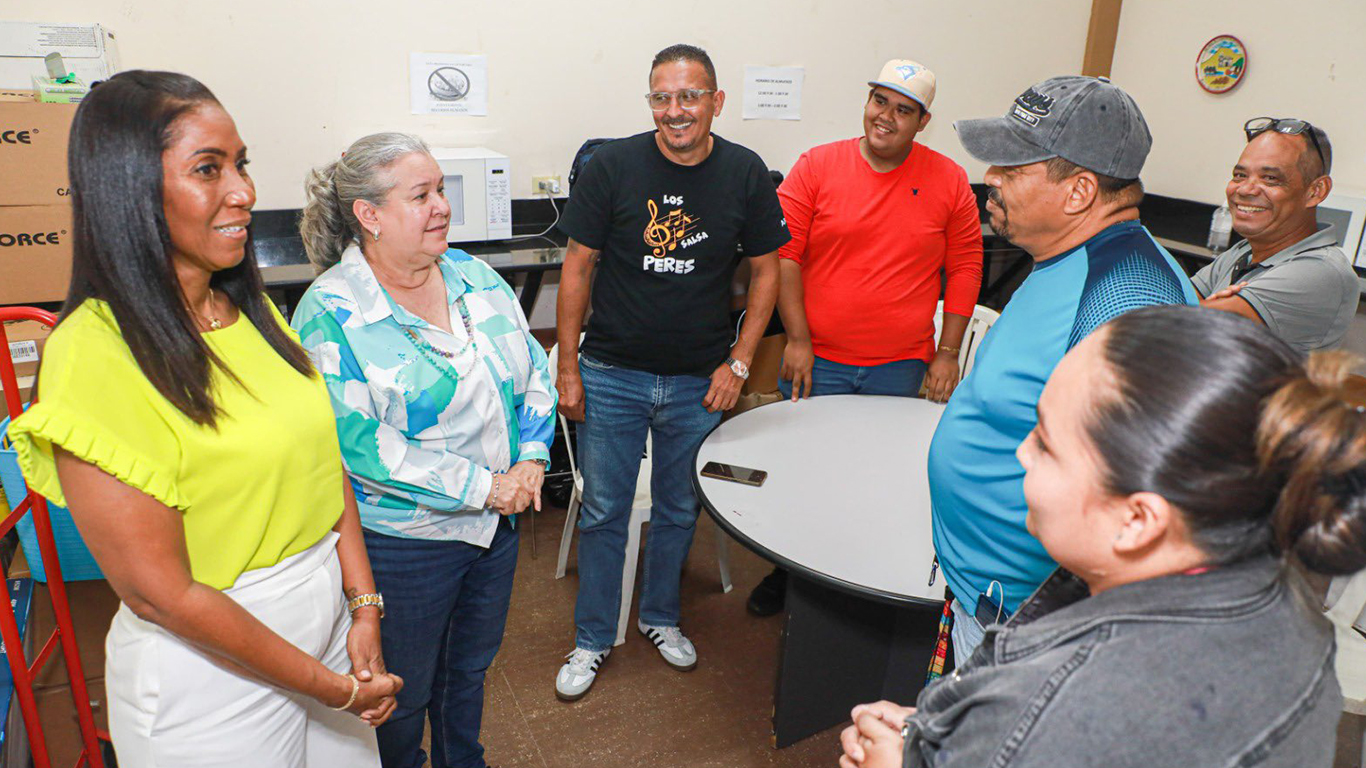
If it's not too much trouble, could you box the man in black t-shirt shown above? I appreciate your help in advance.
[554,43,789,702]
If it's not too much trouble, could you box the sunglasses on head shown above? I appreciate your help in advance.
[1243,117,1328,176]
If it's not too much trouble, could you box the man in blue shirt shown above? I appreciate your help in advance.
[928,76,1198,661]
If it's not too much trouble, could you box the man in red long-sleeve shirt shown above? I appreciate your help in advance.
[748,59,985,617]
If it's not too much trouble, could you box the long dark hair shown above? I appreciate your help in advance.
[1091,306,1366,575]
[63,70,313,426]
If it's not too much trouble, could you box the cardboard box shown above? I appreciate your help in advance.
[725,390,783,421]
[1,319,51,404]
[26,580,118,690]
[7,545,28,580]
[0,204,72,304]
[2,580,114,766]
[0,101,77,206]
[0,23,120,90]
[742,333,786,395]
[33,678,107,768]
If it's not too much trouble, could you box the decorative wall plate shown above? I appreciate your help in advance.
[1197,35,1247,94]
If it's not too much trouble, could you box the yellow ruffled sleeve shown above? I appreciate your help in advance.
[7,303,187,511]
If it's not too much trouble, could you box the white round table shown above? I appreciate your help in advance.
[692,395,949,747]
[695,395,946,605]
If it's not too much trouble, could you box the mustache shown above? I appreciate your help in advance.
[987,189,1006,212]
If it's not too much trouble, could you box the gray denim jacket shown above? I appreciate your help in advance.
[905,556,1340,767]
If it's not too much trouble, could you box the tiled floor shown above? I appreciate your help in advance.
[423,501,1366,768]
[455,504,844,767]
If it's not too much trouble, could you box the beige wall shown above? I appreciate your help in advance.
[4,0,1090,209]
[11,4,1364,208]
[1111,1,1366,204]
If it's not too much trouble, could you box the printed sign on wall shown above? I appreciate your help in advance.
[743,66,804,120]
[411,53,488,115]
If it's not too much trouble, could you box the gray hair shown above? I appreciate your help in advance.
[299,132,431,269]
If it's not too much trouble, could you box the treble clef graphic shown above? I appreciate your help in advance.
[644,199,673,257]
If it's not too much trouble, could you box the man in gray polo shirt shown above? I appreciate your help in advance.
[1194,118,1359,352]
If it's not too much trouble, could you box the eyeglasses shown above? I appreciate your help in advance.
[645,89,715,112]
[1244,117,1329,175]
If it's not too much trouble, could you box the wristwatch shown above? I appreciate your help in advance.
[726,357,750,380]
[347,593,385,618]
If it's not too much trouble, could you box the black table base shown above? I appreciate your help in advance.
[773,575,942,748]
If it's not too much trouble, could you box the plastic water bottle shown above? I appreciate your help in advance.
[1207,205,1233,253]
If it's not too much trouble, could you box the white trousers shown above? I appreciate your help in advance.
[105,532,381,767]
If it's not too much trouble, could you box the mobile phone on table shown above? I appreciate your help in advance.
[700,461,767,487]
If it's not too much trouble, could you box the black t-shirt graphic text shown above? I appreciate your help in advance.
[559,132,791,376]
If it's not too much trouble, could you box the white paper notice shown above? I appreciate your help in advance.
[411,53,488,116]
[743,66,803,120]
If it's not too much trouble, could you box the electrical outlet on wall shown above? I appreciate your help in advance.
[532,175,562,195]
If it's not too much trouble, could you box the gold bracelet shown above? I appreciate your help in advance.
[331,673,359,711]
[346,593,384,618]
[938,345,961,355]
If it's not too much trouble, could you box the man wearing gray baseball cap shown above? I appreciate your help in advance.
[926,76,1199,661]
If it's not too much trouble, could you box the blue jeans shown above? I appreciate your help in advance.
[573,355,723,651]
[778,355,928,398]
[950,597,988,665]
[365,516,518,768]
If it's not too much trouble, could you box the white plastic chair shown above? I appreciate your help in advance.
[549,339,733,647]
[931,302,1001,379]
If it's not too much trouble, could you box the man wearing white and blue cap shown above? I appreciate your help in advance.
[746,59,984,616]
[926,76,1198,661]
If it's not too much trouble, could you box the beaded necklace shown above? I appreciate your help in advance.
[402,294,480,382]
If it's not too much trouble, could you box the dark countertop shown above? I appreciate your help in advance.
[258,236,567,288]
[251,203,1363,295]
[251,206,571,288]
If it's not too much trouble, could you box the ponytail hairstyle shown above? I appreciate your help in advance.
[1088,305,1366,576]
[63,70,313,428]
[299,132,431,269]
[1259,353,1366,574]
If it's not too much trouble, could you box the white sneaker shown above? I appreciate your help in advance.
[638,620,697,671]
[555,647,610,701]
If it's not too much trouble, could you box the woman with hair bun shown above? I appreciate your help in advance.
[841,305,1363,768]
[7,71,400,765]
[292,132,556,768]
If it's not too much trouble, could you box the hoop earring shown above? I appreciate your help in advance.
[371,229,381,242]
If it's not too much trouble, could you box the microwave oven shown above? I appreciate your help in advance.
[431,147,512,243]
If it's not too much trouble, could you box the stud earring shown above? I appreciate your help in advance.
[371,229,381,242]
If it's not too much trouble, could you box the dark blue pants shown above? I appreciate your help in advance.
[778,355,928,398]
[365,516,518,768]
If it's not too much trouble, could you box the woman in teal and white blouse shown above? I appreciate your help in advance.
[292,132,556,768]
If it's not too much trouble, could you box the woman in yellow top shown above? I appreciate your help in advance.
[7,71,402,766]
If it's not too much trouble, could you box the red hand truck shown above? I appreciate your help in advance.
[0,307,109,768]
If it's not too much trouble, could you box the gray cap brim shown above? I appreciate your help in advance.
[953,116,1056,167]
